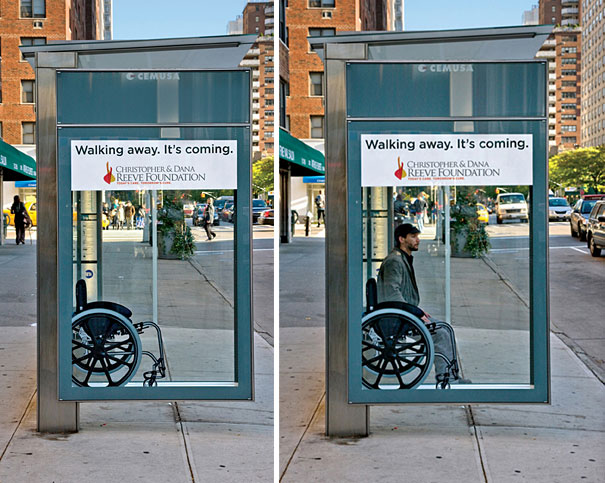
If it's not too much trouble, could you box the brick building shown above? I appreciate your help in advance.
[0,0,104,145]
[580,0,605,146]
[285,0,392,141]
[538,0,581,153]
[237,1,274,159]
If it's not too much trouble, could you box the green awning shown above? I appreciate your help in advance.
[0,140,36,181]
[279,129,325,176]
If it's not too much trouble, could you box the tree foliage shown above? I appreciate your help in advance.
[549,146,605,192]
[252,156,274,197]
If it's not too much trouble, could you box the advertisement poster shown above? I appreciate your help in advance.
[71,140,238,191]
[361,134,533,187]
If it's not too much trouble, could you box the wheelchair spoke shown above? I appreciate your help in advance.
[363,354,383,365]
[82,358,96,385]
[73,353,94,365]
[98,357,116,386]
[395,354,424,369]
[373,358,389,387]
[72,339,94,351]
[105,353,135,366]
[362,340,384,351]
[105,340,135,351]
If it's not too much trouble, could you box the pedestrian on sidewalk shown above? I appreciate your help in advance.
[10,195,31,245]
[124,201,135,229]
[377,223,469,387]
[413,192,427,232]
[315,191,325,227]
[204,198,217,240]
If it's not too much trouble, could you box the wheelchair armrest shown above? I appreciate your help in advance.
[375,301,425,319]
[82,301,133,319]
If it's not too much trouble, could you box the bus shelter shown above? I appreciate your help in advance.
[21,35,257,432]
[310,25,553,436]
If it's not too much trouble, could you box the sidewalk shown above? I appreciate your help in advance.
[0,242,273,483]
[279,235,605,482]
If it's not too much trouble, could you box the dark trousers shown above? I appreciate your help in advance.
[317,209,325,225]
[204,222,215,240]
[15,221,25,244]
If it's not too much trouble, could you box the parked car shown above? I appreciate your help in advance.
[3,201,37,226]
[495,192,528,224]
[476,203,489,224]
[586,200,605,257]
[548,197,572,221]
[214,196,234,216]
[183,203,195,218]
[258,209,274,225]
[570,195,604,240]
[252,199,268,224]
[221,202,235,222]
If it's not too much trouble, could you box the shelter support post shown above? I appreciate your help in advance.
[37,52,79,432]
[325,43,369,437]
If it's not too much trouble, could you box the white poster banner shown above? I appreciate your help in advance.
[71,140,237,191]
[361,134,533,187]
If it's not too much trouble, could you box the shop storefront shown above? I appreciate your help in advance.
[279,128,325,242]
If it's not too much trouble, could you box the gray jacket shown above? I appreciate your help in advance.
[377,248,420,306]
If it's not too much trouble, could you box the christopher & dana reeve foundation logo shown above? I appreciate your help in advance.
[394,157,407,180]
[104,162,116,185]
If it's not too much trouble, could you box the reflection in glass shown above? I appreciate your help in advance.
[362,184,531,389]
[71,188,236,387]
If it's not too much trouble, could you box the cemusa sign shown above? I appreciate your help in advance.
[361,134,533,187]
[71,140,237,191]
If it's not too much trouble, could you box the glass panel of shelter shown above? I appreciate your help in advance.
[63,126,245,388]
[352,119,544,391]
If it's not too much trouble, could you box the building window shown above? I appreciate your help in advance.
[561,58,577,64]
[280,80,289,129]
[265,142,274,150]
[310,115,324,138]
[266,75,274,84]
[562,35,577,42]
[265,98,274,106]
[265,110,274,118]
[255,27,259,33]
[562,114,577,120]
[265,88,274,95]
[265,66,274,74]
[562,69,577,76]
[265,56,274,63]
[309,28,336,38]
[255,16,259,22]
[20,0,45,18]
[22,122,35,144]
[309,72,323,96]
[20,37,46,60]
[562,91,576,98]
[561,136,576,143]
[562,47,577,54]
[309,0,335,7]
[552,5,556,12]
[0,122,2,139]
[561,125,577,131]
[265,130,274,139]
[562,80,577,86]
[21,80,35,103]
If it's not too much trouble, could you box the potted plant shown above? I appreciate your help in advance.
[450,190,491,258]
[157,197,195,260]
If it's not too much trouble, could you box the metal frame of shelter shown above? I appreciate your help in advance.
[21,35,257,432]
[310,25,554,437]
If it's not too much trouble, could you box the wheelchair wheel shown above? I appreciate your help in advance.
[72,308,142,387]
[361,308,434,390]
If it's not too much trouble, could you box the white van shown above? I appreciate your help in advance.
[496,192,529,224]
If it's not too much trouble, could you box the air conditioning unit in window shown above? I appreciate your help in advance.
[322,10,332,19]
[33,20,44,28]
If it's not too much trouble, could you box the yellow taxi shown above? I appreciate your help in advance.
[476,203,489,224]
[3,201,37,226]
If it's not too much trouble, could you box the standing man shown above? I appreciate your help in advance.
[124,201,135,230]
[315,190,325,227]
[377,223,469,387]
[413,192,427,232]
[204,198,217,241]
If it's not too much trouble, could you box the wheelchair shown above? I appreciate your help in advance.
[362,278,461,390]
[71,279,166,387]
